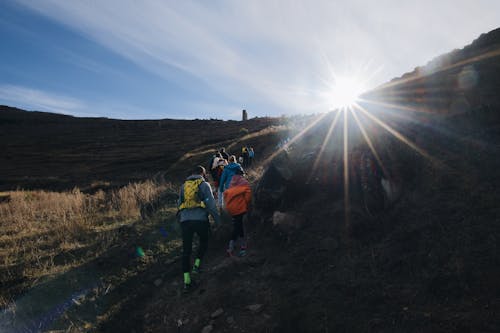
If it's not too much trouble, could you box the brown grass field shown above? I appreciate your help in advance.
[0,180,173,308]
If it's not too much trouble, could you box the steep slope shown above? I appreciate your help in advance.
[99,29,500,332]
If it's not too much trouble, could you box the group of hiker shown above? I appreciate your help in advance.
[176,147,254,293]
[238,146,254,168]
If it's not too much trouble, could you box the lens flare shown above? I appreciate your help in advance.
[136,246,145,258]
[330,76,366,109]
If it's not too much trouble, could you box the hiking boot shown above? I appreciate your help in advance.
[238,249,247,257]
[192,265,201,274]
[183,283,192,294]
[226,249,234,257]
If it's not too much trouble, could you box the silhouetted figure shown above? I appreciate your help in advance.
[242,146,249,168]
[219,147,229,161]
[248,147,255,167]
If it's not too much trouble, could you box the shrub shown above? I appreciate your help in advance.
[239,127,249,136]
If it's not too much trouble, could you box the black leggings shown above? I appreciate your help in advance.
[231,214,245,241]
[181,220,209,273]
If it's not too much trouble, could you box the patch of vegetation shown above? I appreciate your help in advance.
[239,127,249,136]
[0,180,174,307]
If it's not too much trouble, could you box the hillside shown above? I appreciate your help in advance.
[1,27,500,333]
[0,106,281,191]
[104,28,499,332]
[364,27,500,116]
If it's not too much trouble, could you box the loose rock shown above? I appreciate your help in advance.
[201,324,213,333]
[272,211,302,234]
[246,304,263,312]
[211,308,224,318]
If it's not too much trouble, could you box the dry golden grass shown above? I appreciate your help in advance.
[0,180,175,307]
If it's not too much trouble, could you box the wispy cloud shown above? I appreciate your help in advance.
[14,0,500,116]
[0,84,87,115]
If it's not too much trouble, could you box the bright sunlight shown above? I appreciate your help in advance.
[329,75,367,109]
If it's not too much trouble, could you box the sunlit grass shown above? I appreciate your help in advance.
[0,180,173,307]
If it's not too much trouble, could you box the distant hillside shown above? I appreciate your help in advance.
[0,106,281,191]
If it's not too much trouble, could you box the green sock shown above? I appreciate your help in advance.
[194,258,201,268]
[184,272,191,285]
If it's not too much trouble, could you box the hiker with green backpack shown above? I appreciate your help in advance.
[177,165,220,293]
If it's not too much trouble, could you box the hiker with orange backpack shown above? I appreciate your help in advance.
[223,168,252,257]
[177,165,220,293]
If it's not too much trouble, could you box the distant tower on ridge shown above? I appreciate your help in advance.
[242,109,248,121]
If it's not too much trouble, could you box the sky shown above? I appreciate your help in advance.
[1,1,499,120]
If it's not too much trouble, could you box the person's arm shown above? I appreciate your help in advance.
[199,182,221,224]
[211,157,219,170]
[177,184,184,208]
[219,169,227,192]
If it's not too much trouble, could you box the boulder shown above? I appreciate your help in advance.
[272,211,303,234]
[246,304,263,312]
[201,324,213,333]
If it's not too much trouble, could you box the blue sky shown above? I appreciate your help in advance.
[1,0,499,120]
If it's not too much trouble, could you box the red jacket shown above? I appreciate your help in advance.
[223,175,251,216]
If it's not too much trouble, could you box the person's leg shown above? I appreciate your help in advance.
[227,214,240,254]
[193,220,209,270]
[234,214,246,255]
[238,215,246,248]
[229,214,244,255]
[181,221,194,285]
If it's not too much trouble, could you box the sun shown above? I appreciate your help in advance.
[329,75,366,109]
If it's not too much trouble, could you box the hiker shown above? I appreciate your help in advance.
[219,155,244,207]
[219,155,244,194]
[248,147,255,167]
[177,165,220,292]
[242,146,249,168]
[223,169,252,257]
[207,151,218,181]
[211,153,227,191]
[219,147,229,161]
